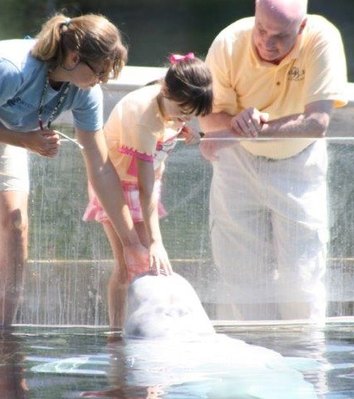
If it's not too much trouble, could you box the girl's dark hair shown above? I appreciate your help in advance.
[31,13,127,83]
[164,57,213,117]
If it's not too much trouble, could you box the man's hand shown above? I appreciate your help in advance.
[230,108,269,137]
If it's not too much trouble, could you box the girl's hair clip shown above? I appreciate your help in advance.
[60,18,71,30]
[169,52,195,64]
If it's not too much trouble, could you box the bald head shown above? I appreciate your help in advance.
[256,0,308,24]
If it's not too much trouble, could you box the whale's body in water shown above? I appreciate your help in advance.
[32,273,319,398]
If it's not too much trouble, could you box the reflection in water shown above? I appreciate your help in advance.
[36,335,319,399]
[0,323,349,398]
[0,332,28,399]
[80,381,164,399]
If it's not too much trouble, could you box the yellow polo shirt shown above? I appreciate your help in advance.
[206,15,348,159]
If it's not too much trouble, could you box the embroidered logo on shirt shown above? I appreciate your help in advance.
[288,67,305,81]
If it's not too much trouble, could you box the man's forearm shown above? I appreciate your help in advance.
[199,112,233,134]
[261,112,329,138]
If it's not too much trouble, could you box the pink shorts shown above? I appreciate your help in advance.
[83,180,167,224]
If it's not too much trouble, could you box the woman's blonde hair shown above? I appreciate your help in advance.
[31,13,127,82]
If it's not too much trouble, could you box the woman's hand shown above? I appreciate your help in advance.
[23,129,61,157]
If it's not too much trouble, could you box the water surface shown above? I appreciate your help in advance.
[2,322,354,398]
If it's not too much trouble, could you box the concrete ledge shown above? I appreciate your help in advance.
[17,259,354,325]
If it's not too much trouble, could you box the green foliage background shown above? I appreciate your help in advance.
[1,0,353,80]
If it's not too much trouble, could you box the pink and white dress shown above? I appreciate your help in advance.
[83,84,182,223]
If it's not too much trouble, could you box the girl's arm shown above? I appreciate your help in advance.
[137,158,172,275]
[76,128,149,270]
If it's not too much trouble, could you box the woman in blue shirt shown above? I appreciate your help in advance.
[0,13,152,327]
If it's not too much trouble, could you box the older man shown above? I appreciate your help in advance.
[199,0,347,322]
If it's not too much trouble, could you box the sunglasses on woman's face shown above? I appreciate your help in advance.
[80,59,106,80]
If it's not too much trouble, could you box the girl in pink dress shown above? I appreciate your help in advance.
[83,53,213,328]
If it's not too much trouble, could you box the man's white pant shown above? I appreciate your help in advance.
[210,140,328,322]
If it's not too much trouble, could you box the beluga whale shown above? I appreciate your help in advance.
[32,272,319,399]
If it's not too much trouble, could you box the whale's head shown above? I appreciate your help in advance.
[124,273,215,339]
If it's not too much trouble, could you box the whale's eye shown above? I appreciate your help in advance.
[177,308,188,317]
[164,307,188,318]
